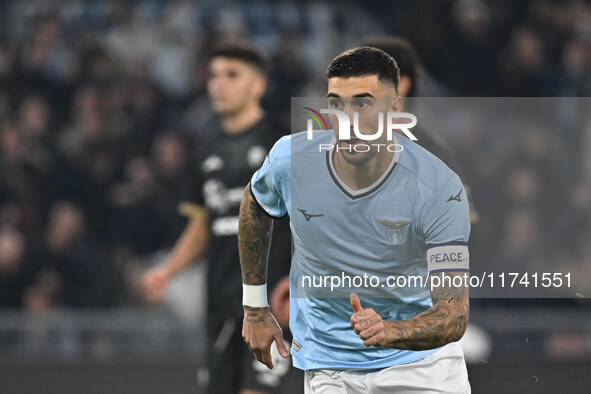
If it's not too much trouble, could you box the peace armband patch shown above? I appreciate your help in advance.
[427,243,469,273]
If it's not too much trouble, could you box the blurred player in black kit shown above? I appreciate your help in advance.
[142,41,301,394]
[360,36,478,224]
[359,36,463,175]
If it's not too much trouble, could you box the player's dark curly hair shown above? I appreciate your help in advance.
[209,40,269,75]
[327,47,400,93]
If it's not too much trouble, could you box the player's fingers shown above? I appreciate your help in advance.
[351,307,374,325]
[363,331,386,347]
[146,280,160,292]
[359,327,375,340]
[274,329,289,358]
[250,344,263,363]
[144,286,162,302]
[142,278,154,293]
[351,308,381,324]
[144,275,165,295]
[350,292,363,313]
[351,308,372,327]
[359,323,382,340]
[252,348,263,365]
[359,319,384,339]
[259,347,274,369]
[354,313,382,333]
[351,312,368,327]
[249,338,273,368]
[152,284,165,297]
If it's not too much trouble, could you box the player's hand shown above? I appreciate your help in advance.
[242,306,289,369]
[350,293,388,347]
[142,266,170,302]
[270,276,290,328]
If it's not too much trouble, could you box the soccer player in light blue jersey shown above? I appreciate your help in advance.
[239,47,471,393]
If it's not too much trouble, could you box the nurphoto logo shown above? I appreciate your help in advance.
[303,107,418,153]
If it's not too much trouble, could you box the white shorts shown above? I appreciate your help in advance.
[304,342,470,394]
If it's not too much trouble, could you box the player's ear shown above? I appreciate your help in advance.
[252,74,267,100]
[390,95,403,112]
[398,76,412,98]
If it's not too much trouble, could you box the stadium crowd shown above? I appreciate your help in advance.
[0,0,590,313]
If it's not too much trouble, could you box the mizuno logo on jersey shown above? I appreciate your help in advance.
[375,219,411,245]
[446,188,463,203]
[297,209,324,222]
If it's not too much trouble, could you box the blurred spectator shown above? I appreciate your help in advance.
[33,201,126,308]
[501,27,556,96]
[0,226,36,308]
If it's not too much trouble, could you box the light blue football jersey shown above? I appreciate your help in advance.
[250,131,471,370]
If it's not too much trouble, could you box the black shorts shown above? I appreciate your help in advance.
[206,315,304,394]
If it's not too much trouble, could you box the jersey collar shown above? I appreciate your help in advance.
[326,134,400,200]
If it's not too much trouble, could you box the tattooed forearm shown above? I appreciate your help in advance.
[243,305,267,323]
[384,272,469,350]
[239,184,273,285]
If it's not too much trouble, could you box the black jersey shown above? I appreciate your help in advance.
[415,127,478,224]
[187,116,291,319]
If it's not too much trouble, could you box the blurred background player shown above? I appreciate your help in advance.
[142,41,299,394]
[360,35,479,225]
[359,36,463,183]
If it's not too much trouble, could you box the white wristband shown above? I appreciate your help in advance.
[242,283,268,307]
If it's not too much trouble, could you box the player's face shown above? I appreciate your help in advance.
[327,75,401,166]
[207,57,265,116]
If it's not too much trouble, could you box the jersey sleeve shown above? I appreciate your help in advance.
[250,136,289,218]
[419,175,471,273]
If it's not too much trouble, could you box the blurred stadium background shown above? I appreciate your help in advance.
[0,0,590,393]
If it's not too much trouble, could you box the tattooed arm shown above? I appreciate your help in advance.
[239,183,273,286]
[350,272,469,350]
[239,184,288,368]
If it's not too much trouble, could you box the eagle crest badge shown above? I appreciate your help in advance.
[375,219,411,246]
